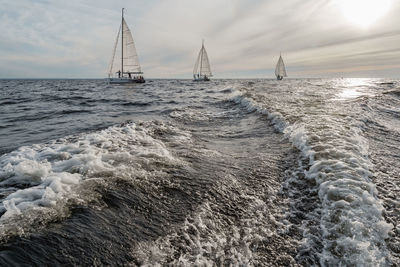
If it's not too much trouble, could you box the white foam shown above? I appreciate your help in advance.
[133,199,290,266]
[230,90,288,132]
[131,172,296,266]
[0,121,188,237]
[228,86,393,265]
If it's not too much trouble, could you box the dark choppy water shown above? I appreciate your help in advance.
[0,78,399,266]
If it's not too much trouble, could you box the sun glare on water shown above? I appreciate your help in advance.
[338,0,393,28]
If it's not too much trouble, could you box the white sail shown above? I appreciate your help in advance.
[275,55,287,77]
[122,19,142,74]
[193,50,201,76]
[108,25,121,77]
[109,16,142,78]
[193,43,212,77]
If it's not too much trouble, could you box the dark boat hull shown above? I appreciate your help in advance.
[107,78,145,84]
[193,77,210,82]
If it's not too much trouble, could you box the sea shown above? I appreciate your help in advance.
[0,78,399,266]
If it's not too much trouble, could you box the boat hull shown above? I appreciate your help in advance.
[107,78,145,84]
[193,77,210,82]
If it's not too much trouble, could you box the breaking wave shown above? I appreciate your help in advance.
[0,121,190,241]
[228,86,393,266]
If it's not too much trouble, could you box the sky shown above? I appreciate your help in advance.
[1,0,400,78]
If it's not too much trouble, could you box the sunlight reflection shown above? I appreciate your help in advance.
[337,88,362,99]
[336,78,371,100]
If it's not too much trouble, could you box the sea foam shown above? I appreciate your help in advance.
[0,121,187,239]
[228,86,393,266]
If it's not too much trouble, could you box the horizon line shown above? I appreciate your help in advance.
[0,77,399,80]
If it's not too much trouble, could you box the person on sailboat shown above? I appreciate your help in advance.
[117,70,121,78]
[128,73,131,78]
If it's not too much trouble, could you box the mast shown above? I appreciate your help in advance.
[199,40,204,76]
[121,8,124,76]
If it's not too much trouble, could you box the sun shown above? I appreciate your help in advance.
[337,0,392,28]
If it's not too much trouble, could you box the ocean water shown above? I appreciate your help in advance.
[0,78,399,266]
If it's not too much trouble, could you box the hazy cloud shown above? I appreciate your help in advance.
[0,0,399,78]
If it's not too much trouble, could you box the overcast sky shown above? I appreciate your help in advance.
[1,0,400,78]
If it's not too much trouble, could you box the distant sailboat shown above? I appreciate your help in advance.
[107,8,145,84]
[275,53,287,80]
[193,41,212,81]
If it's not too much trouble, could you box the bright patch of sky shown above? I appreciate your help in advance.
[0,0,399,78]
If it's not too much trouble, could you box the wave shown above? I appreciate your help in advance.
[227,86,393,266]
[4,109,93,123]
[0,121,191,241]
[132,177,297,266]
[0,100,27,106]
[383,88,400,96]
[120,101,151,106]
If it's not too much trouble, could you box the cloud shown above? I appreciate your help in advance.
[0,0,399,78]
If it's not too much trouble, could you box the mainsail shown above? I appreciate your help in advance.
[193,42,212,77]
[108,13,142,78]
[275,54,287,78]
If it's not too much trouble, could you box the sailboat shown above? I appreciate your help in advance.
[193,41,212,81]
[275,53,287,80]
[107,8,145,84]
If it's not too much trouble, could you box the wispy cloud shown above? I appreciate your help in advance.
[1,0,399,78]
